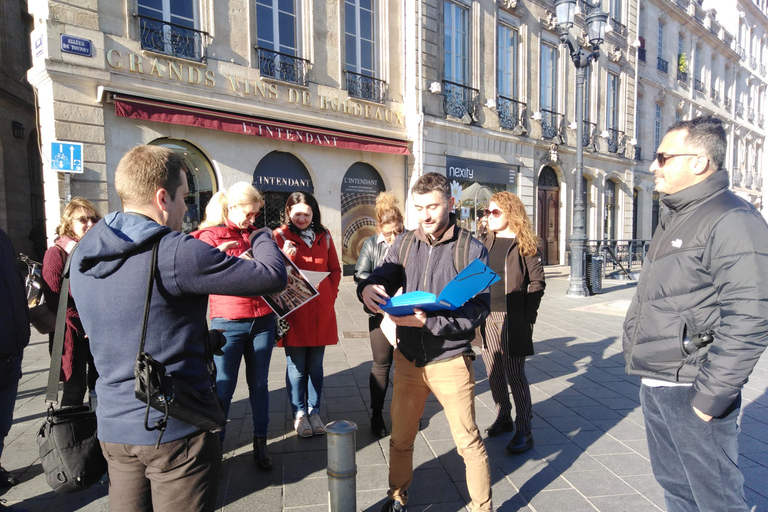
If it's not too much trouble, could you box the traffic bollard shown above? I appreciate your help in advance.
[326,420,358,512]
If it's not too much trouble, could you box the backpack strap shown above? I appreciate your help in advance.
[398,230,418,268]
[453,228,472,273]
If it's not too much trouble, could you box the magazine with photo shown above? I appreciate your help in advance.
[262,253,321,319]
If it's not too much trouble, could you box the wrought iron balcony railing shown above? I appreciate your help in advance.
[736,100,744,117]
[732,168,741,187]
[694,78,706,93]
[737,45,746,61]
[609,17,627,37]
[443,80,480,121]
[759,113,765,128]
[497,96,526,132]
[256,47,310,86]
[677,70,689,84]
[676,0,688,10]
[725,97,732,111]
[746,171,754,188]
[577,0,597,16]
[540,109,565,142]
[710,88,720,102]
[606,127,623,154]
[657,57,669,73]
[750,56,757,69]
[748,107,755,122]
[638,48,646,62]
[762,64,767,77]
[582,120,598,150]
[634,146,642,162]
[345,70,386,103]
[136,14,207,62]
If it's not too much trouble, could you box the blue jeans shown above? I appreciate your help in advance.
[211,315,275,439]
[0,355,22,460]
[640,384,749,512]
[284,346,325,418]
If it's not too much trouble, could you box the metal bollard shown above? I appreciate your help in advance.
[326,420,358,512]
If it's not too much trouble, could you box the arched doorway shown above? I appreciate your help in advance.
[537,166,560,265]
[253,151,313,230]
[149,138,217,233]
[340,163,386,276]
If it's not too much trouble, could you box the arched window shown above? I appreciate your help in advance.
[253,151,313,230]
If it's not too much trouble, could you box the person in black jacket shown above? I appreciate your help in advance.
[354,192,404,438]
[623,116,768,512]
[478,192,544,454]
[0,229,30,490]
[359,173,492,512]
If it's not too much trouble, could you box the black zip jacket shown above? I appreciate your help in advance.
[354,234,390,283]
[622,170,768,417]
[357,220,490,367]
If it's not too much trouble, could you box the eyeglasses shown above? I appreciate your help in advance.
[382,228,404,239]
[654,153,700,168]
[483,208,503,218]
[75,216,99,224]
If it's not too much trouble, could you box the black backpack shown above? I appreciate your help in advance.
[397,227,473,274]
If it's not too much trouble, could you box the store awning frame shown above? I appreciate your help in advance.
[112,93,410,156]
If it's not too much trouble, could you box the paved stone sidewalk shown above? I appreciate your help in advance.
[2,271,767,511]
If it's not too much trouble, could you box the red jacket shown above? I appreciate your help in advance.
[192,223,273,320]
[274,226,341,347]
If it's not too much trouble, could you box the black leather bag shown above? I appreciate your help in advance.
[37,244,107,493]
[134,242,226,447]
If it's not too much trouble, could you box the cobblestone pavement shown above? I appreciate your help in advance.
[2,270,767,511]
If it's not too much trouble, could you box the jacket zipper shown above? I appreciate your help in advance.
[420,245,433,362]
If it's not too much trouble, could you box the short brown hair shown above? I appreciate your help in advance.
[56,197,101,240]
[115,145,186,207]
[412,172,451,200]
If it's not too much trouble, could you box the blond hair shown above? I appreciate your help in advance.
[115,145,186,207]
[375,191,404,229]
[56,197,101,240]
[199,182,264,228]
[490,191,539,257]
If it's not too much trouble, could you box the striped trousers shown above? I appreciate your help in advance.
[480,311,533,431]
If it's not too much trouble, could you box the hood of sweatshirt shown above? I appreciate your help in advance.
[77,211,171,278]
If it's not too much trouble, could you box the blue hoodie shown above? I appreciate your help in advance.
[70,212,287,445]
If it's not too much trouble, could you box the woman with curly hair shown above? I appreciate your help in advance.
[42,197,101,406]
[354,192,404,437]
[478,191,545,454]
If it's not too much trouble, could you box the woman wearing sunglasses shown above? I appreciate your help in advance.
[192,182,276,470]
[354,191,404,438]
[42,197,102,407]
[478,191,545,454]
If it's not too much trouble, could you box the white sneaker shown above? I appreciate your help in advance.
[308,413,325,435]
[294,415,312,438]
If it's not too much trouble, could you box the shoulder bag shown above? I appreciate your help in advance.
[37,244,107,494]
[134,241,227,448]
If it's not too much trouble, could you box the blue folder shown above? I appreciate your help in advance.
[379,258,500,316]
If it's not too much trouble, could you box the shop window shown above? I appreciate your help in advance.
[340,162,385,276]
[253,151,313,230]
[149,138,216,233]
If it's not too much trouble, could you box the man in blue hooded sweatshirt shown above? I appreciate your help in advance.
[70,145,287,512]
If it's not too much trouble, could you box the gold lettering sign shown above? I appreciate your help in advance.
[105,51,404,126]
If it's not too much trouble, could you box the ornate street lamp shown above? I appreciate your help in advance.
[553,0,608,297]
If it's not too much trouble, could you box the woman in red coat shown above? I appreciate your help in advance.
[42,197,101,406]
[274,192,341,438]
[192,182,276,470]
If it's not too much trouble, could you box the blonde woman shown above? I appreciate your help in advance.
[42,197,101,406]
[478,191,545,454]
[192,182,275,470]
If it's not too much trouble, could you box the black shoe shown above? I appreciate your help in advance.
[506,430,534,454]
[371,410,389,438]
[253,436,273,471]
[0,468,18,487]
[381,499,406,511]
[485,415,514,437]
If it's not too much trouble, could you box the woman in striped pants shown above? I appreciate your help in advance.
[478,191,545,454]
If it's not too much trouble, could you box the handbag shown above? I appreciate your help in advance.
[274,316,291,344]
[19,253,56,334]
[36,245,107,494]
[134,241,226,448]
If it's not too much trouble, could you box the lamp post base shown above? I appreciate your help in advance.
[566,280,590,297]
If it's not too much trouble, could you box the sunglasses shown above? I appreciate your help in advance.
[75,216,99,224]
[382,228,403,239]
[654,152,700,168]
[483,208,503,218]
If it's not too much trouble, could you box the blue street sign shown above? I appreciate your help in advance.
[60,35,93,57]
[51,141,84,173]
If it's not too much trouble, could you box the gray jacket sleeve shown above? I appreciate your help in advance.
[692,208,768,417]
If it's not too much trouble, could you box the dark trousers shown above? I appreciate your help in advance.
[100,430,222,512]
[0,355,22,460]
[369,325,393,411]
[640,384,749,512]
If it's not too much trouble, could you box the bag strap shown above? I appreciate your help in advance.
[45,244,79,405]
[138,242,159,355]
[453,228,472,273]
[398,230,417,268]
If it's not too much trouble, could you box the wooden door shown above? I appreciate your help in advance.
[537,189,560,265]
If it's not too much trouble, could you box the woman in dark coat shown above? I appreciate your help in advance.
[353,192,404,438]
[42,197,101,407]
[479,191,545,454]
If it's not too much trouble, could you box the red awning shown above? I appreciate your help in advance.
[113,94,410,155]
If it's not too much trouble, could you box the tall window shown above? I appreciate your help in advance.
[611,0,622,22]
[497,24,518,99]
[540,43,558,112]
[257,0,298,55]
[654,103,662,151]
[137,0,199,59]
[678,33,684,58]
[657,21,664,60]
[444,1,468,84]
[345,0,375,76]
[606,72,619,129]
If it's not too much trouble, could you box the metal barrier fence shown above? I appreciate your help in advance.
[585,239,650,279]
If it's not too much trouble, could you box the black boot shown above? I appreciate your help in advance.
[381,499,406,511]
[253,436,273,471]
[506,430,534,454]
[371,409,389,438]
[485,414,514,437]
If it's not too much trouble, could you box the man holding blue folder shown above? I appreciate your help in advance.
[358,172,492,512]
